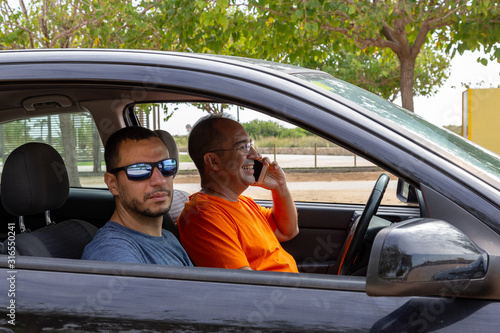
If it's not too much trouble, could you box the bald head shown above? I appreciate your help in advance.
[188,113,237,174]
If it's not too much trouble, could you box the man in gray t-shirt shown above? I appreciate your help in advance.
[82,127,192,266]
[82,221,191,265]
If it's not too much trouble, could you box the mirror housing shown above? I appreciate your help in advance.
[396,179,419,204]
[366,218,488,297]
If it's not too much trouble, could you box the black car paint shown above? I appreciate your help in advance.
[1,256,498,332]
[0,49,499,331]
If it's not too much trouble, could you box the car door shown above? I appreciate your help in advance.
[1,256,498,332]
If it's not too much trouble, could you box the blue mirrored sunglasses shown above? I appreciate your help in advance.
[108,158,177,181]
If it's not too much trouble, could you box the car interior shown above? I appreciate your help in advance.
[0,84,422,276]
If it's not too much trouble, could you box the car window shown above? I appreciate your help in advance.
[139,102,406,206]
[0,106,406,206]
[295,72,500,186]
[0,111,105,188]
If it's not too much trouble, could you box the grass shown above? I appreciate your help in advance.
[174,135,188,147]
[175,135,336,151]
[444,125,462,135]
[78,161,106,166]
[256,135,335,148]
[179,154,192,162]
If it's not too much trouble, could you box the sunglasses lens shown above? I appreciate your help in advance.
[126,163,152,181]
[160,159,177,177]
[121,159,177,181]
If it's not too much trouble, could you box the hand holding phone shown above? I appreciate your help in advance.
[253,160,269,185]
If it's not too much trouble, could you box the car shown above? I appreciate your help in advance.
[1,49,500,332]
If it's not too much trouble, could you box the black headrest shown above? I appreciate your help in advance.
[1,142,69,217]
[155,129,178,164]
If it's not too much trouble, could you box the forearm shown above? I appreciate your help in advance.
[271,183,299,242]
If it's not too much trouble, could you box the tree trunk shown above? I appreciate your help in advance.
[399,55,416,112]
[59,113,81,187]
[92,123,101,173]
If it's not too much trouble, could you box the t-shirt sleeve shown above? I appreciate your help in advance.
[178,209,250,269]
[257,203,277,232]
[240,194,276,231]
[82,237,144,263]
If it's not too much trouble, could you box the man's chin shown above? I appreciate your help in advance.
[240,174,256,186]
[142,210,168,218]
[140,203,171,218]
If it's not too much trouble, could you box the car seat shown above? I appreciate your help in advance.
[1,142,97,258]
[155,130,190,239]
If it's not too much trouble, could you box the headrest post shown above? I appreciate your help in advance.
[45,210,55,225]
[18,216,28,233]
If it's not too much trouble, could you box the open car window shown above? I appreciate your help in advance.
[138,102,408,206]
[0,103,410,207]
[0,112,105,188]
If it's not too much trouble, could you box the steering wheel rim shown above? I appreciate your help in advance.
[334,173,390,275]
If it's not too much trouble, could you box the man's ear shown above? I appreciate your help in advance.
[105,172,120,196]
[203,152,221,171]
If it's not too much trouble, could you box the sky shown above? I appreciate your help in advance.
[411,49,500,127]
[159,49,500,135]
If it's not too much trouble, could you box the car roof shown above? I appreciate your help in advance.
[0,49,322,111]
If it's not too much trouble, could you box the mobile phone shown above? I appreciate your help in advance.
[253,160,269,184]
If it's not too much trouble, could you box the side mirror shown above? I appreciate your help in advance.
[396,179,419,204]
[366,218,488,298]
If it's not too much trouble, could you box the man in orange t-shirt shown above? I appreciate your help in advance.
[177,114,299,272]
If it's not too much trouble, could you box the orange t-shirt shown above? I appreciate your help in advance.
[177,193,298,273]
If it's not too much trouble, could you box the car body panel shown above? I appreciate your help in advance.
[1,257,500,332]
[1,49,500,331]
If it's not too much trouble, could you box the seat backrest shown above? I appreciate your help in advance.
[2,142,69,217]
[168,189,190,222]
[11,219,97,258]
[155,130,190,237]
[155,129,178,169]
[162,189,190,240]
[1,142,97,258]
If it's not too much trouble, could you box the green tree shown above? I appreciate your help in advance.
[214,0,499,112]
[448,1,500,62]
[0,0,169,49]
[2,0,497,119]
[242,119,283,138]
[0,0,167,184]
[313,45,450,102]
[0,119,33,160]
[1,0,95,185]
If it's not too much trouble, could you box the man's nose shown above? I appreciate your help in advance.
[247,144,259,159]
[150,166,167,185]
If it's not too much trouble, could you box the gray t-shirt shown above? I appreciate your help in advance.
[82,221,192,266]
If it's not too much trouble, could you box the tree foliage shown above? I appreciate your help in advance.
[242,119,311,139]
[213,0,500,112]
[448,1,500,63]
[0,0,498,114]
[0,0,163,49]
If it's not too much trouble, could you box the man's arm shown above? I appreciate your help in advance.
[271,180,299,242]
[259,159,299,242]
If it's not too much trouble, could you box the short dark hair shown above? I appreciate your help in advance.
[105,126,162,171]
[188,113,234,174]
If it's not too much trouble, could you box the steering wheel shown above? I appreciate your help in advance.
[330,173,390,275]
